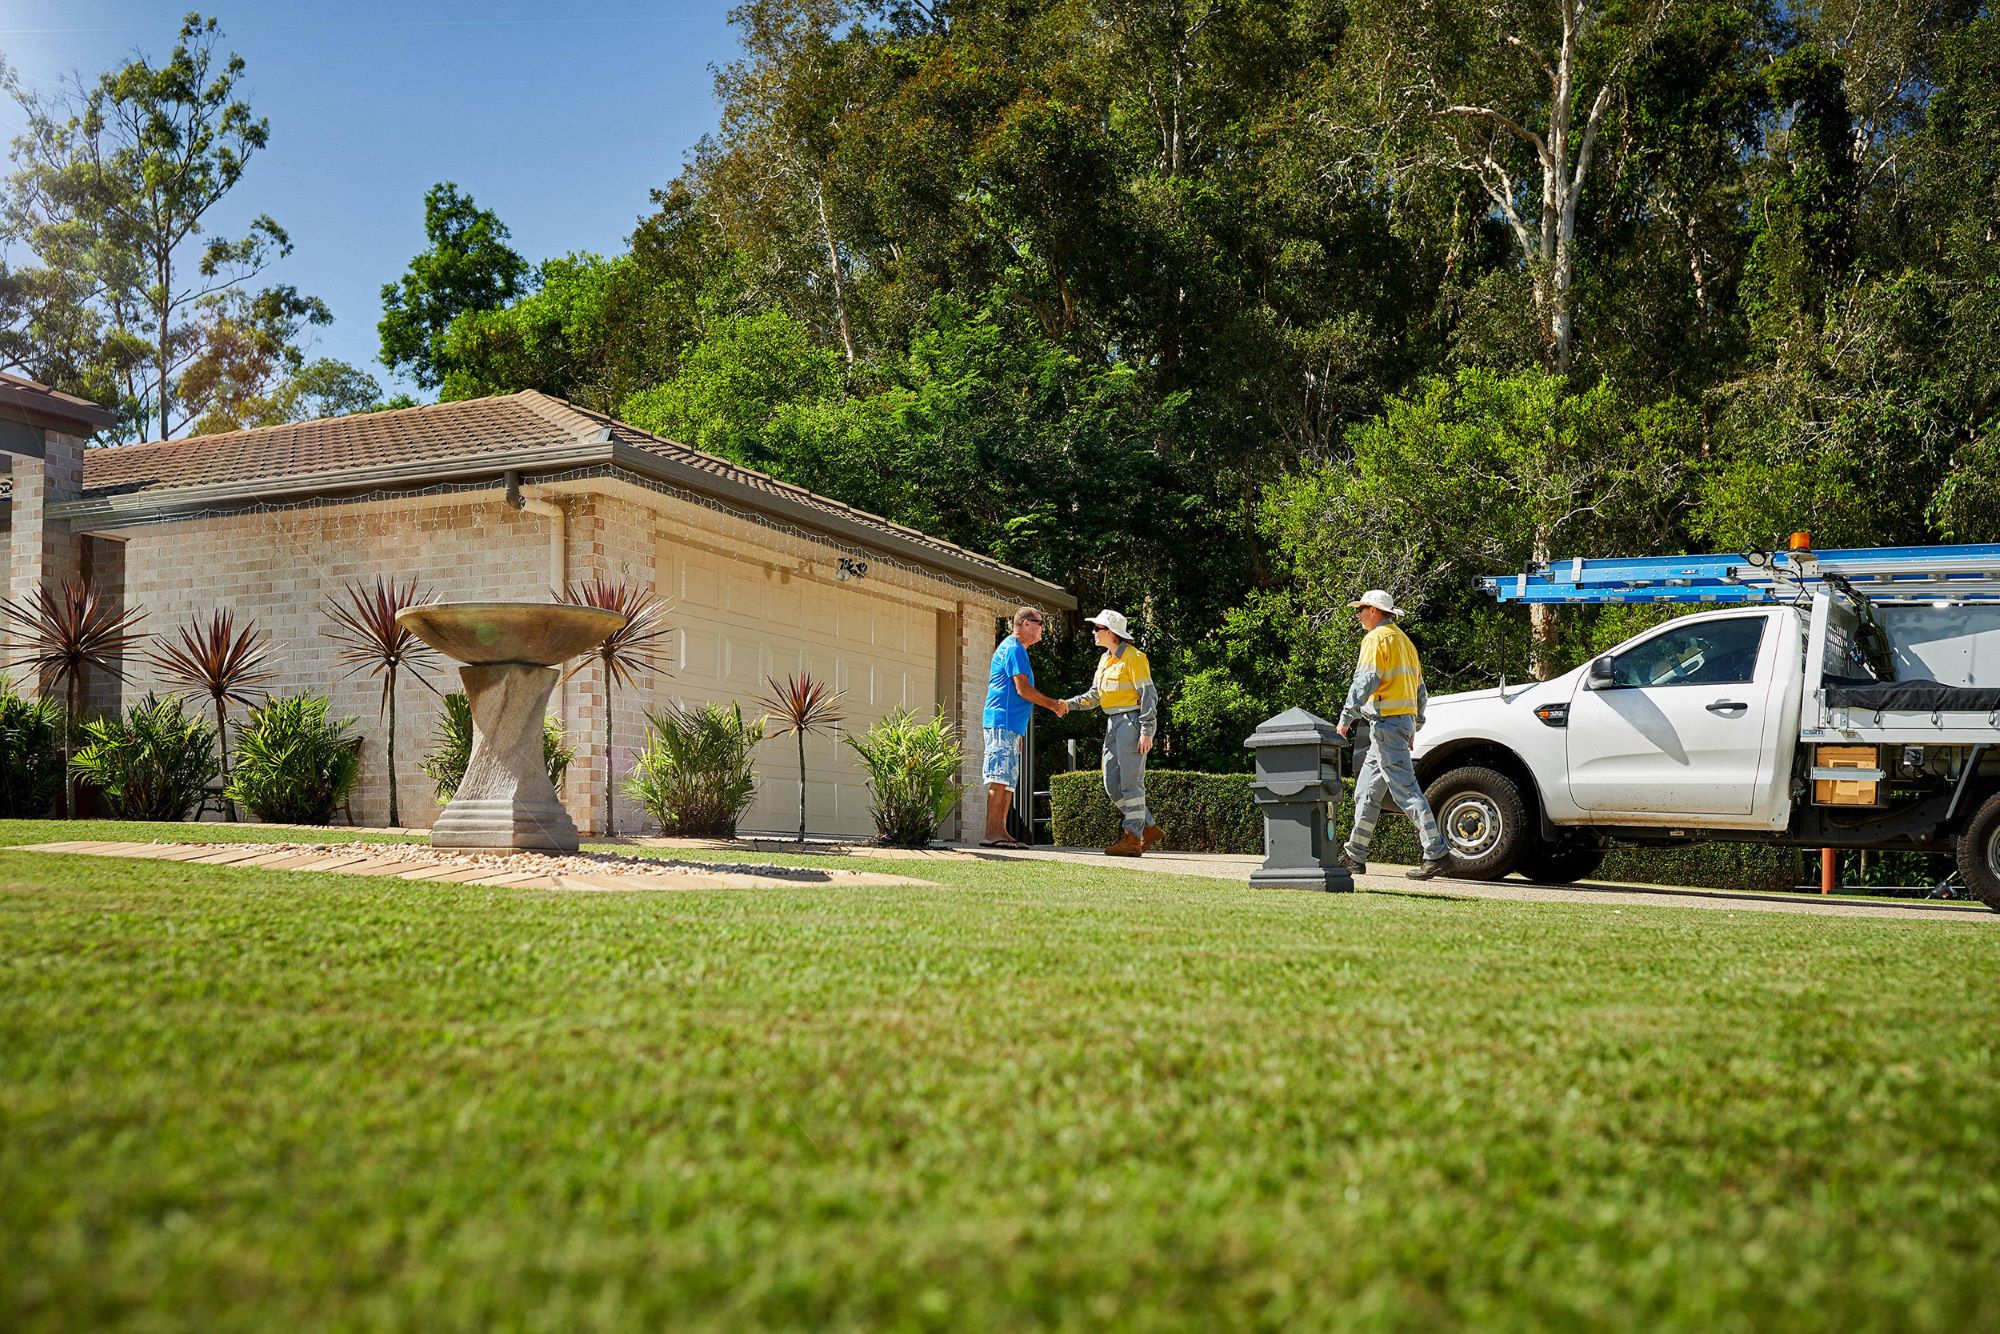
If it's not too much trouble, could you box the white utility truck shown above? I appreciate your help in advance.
[1409,543,2000,909]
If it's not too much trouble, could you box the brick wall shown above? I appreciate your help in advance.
[106,476,1022,837]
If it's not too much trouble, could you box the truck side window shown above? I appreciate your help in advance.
[1609,617,1766,688]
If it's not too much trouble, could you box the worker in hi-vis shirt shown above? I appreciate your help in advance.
[1335,590,1451,880]
[1065,609,1162,857]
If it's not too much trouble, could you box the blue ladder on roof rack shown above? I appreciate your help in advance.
[1478,542,2000,606]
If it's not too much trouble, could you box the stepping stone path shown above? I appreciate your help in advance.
[19,841,933,893]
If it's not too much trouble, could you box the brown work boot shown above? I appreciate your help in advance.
[1104,830,1144,857]
[1140,824,1166,851]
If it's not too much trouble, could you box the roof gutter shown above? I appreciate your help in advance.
[49,442,607,529]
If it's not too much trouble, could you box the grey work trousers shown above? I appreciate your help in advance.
[1102,710,1151,837]
[1345,715,1450,862]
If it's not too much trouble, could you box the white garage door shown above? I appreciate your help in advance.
[652,537,939,837]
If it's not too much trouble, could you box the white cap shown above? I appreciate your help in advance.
[1346,589,1404,617]
[1084,608,1133,640]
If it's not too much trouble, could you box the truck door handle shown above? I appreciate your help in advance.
[1706,700,1748,714]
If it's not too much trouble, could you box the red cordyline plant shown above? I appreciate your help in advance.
[0,581,148,817]
[151,610,276,821]
[559,576,671,835]
[323,577,439,828]
[756,673,846,843]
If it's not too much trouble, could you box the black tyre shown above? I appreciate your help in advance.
[1954,788,2000,912]
[1424,765,1530,881]
[1517,839,1607,885]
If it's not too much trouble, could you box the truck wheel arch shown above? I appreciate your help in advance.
[1415,741,1559,842]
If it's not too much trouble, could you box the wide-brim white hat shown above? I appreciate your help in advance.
[1084,608,1134,640]
[1347,589,1404,617]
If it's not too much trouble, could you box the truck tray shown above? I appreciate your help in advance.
[1822,676,2000,712]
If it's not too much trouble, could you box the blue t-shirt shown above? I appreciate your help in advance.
[982,635,1034,734]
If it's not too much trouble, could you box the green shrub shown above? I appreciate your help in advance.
[845,709,964,847]
[625,701,764,837]
[68,694,218,821]
[1050,769,1262,853]
[0,681,65,818]
[225,694,363,825]
[1051,770,1806,889]
[421,690,574,801]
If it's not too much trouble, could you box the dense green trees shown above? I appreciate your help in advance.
[376,0,2000,765]
[13,3,1999,768]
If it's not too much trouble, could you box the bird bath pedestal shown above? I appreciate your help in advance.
[396,602,626,852]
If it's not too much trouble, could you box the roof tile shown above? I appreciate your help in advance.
[75,391,1055,596]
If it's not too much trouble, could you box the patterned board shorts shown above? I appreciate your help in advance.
[981,727,1022,786]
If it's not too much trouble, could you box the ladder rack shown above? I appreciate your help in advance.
[1478,543,2000,606]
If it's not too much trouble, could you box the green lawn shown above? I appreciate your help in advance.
[1,820,1995,1332]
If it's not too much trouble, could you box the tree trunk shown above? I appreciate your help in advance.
[215,695,237,821]
[1530,532,1559,680]
[796,731,807,843]
[386,672,399,828]
[156,250,172,438]
[62,672,77,819]
[603,674,615,837]
[814,184,858,365]
[1446,0,1625,375]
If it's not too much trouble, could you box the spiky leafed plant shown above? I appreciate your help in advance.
[323,577,438,827]
[150,610,275,820]
[558,576,671,835]
[756,672,846,842]
[0,581,147,817]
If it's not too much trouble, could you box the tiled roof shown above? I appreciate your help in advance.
[72,391,1064,601]
[0,372,116,434]
[82,393,593,496]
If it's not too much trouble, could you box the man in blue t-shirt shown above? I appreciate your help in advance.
[981,606,1069,847]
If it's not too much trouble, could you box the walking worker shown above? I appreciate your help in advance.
[981,606,1069,848]
[1335,590,1452,880]
[1065,609,1163,858]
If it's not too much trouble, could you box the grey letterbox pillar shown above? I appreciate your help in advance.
[1244,707,1353,893]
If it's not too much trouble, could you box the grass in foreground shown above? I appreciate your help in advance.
[0,820,1995,1331]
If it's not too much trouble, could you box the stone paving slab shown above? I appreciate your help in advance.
[949,843,1997,922]
[15,842,933,894]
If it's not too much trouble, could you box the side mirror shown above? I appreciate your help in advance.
[1586,656,1617,691]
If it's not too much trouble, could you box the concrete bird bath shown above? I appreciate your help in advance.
[396,602,626,852]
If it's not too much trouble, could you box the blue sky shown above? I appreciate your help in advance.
[0,0,742,396]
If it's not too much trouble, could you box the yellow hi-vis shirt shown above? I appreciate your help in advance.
[1355,623,1423,717]
[1066,644,1160,736]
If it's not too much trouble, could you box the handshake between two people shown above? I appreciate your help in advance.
[1031,691,1152,753]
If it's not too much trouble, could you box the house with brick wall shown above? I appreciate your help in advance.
[0,376,1073,837]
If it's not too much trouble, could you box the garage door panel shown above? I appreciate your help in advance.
[682,554,722,610]
[722,633,761,688]
[676,626,721,684]
[765,580,803,626]
[803,595,839,638]
[650,548,945,837]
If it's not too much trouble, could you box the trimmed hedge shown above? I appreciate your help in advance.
[1049,769,1261,853]
[1052,765,1810,891]
[1331,797,1803,892]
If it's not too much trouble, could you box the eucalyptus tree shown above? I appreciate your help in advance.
[2,14,303,439]
[1339,0,1679,372]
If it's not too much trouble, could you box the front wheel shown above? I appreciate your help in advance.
[1517,838,1606,885]
[1424,765,1529,881]
[1953,788,2000,912]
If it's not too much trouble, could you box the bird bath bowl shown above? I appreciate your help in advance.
[396,602,626,852]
